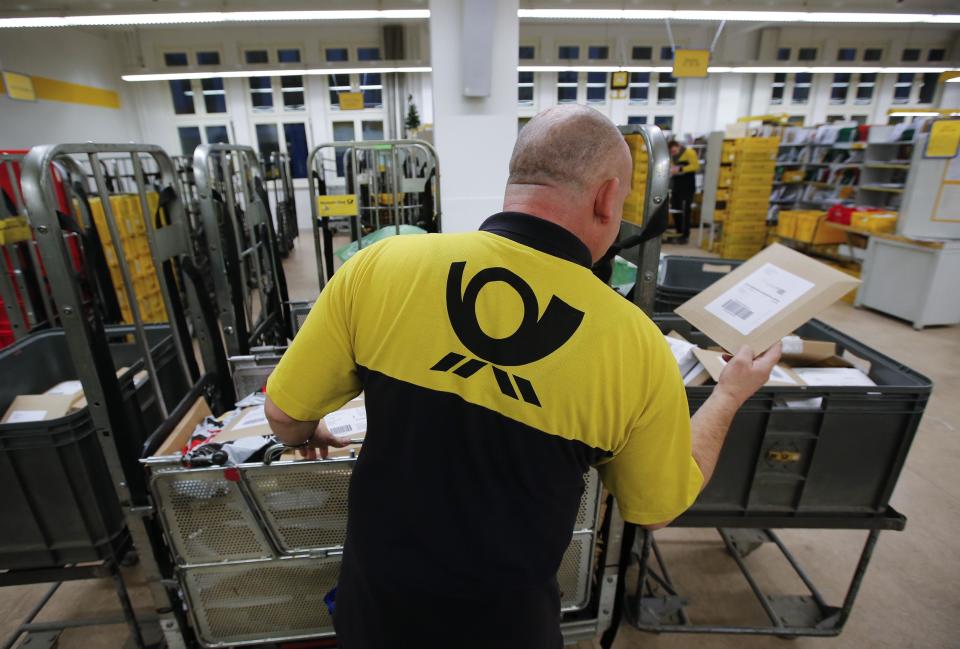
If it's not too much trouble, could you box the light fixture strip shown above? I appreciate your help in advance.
[518,65,958,75]
[122,67,432,82]
[517,9,960,25]
[0,9,430,28]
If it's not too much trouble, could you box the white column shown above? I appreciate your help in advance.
[429,0,519,233]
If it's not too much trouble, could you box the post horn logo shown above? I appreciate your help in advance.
[430,262,584,407]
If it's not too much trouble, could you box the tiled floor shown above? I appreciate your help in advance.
[2,234,957,649]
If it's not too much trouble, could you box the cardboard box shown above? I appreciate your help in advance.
[2,394,78,424]
[675,243,861,354]
[693,348,805,386]
[779,335,837,364]
[44,380,85,408]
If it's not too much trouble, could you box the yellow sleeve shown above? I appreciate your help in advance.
[265,255,364,421]
[597,332,703,525]
[681,148,700,173]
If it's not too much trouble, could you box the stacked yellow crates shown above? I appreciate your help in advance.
[623,134,649,227]
[85,193,168,323]
[714,137,779,259]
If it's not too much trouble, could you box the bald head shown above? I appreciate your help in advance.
[508,105,631,192]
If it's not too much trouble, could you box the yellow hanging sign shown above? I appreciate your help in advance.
[673,50,710,78]
[338,91,364,111]
[610,71,629,90]
[925,119,960,159]
[316,194,359,218]
[2,71,36,101]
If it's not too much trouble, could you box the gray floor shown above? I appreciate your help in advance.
[2,234,958,649]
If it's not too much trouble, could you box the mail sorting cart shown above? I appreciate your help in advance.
[20,143,235,648]
[264,151,299,257]
[193,144,290,357]
[655,255,743,313]
[137,348,619,648]
[625,314,931,638]
[307,139,441,288]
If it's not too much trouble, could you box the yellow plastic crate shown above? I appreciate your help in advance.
[715,188,731,202]
[718,243,764,260]
[794,212,845,245]
[732,172,775,188]
[733,160,778,175]
[735,150,778,163]
[723,220,769,236]
[781,169,804,183]
[727,207,768,221]
[734,137,780,151]
[718,167,733,187]
[713,209,728,223]
[851,211,897,234]
[728,196,770,212]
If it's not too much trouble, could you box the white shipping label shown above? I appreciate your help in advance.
[46,380,83,395]
[232,406,268,431]
[324,408,368,438]
[7,410,48,423]
[705,263,815,335]
[793,368,876,387]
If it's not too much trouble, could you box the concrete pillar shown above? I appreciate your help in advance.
[429,0,519,233]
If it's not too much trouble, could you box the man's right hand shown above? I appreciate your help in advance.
[715,343,783,407]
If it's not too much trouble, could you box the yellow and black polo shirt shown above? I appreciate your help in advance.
[267,212,702,648]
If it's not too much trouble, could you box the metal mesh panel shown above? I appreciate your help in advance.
[231,366,272,399]
[245,461,354,553]
[183,557,339,647]
[558,532,594,612]
[291,302,313,336]
[153,471,272,565]
[575,469,601,530]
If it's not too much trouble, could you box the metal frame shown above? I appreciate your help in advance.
[307,139,441,289]
[20,143,229,649]
[628,510,905,637]
[265,151,299,256]
[193,144,288,356]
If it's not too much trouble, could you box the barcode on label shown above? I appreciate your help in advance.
[329,425,354,436]
[722,299,754,320]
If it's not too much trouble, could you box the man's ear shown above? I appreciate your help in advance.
[593,177,621,223]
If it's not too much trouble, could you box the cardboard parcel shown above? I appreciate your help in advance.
[675,244,860,355]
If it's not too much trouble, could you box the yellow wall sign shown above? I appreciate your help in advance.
[925,119,960,159]
[316,194,359,218]
[610,71,629,90]
[338,92,364,111]
[673,50,710,78]
[2,71,36,101]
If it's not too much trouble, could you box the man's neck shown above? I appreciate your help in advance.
[502,185,591,250]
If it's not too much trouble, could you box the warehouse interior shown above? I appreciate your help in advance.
[0,1,958,648]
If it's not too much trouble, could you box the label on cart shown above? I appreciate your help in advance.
[316,194,359,218]
[6,410,47,423]
[324,407,367,439]
[704,263,814,335]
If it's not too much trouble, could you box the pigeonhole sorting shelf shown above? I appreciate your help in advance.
[625,314,932,637]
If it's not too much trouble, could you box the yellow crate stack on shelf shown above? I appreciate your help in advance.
[713,136,779,259]
[85,192,168,324]
[623,134,649,226]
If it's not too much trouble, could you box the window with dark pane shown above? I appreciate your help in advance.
[657,72,676,104]
[776,47,791,61]
[558,45,580,60]
[629,72,650,104]
[201,78,226,113]
[362,121,384,141]
[283,123,308,178]
[653,115,673,131]
[627,115,647,125]
[632,46,652,60]
[205,125,229,144]
[830,73,850,104]
[787,115,805,126]
[770,72,786,105]
[863,48,882,62]
[588,46,609,60]
[164,52,188,67]
[196,51,220,66]
[519,45,535,60]
[177,127,201,156]
[245,50,269,64]
[797,48,817,61]
[855,73,875,104]
[792,72,811,104]
[332,121,355,177]
[328,74,352,106]
[893,73,913,104]
[518,117,530,133]
[325,48,349,62]
[837,48,856,62]
[586,71,607,103]
[169,80,195,115]
[660,46,673,61]
[360,72,382,108]
[255,124,280,159]
[281,75,305,111]
[278,49,301,63]
[518,71,534,105]
[901,48,920,62]
[918,73,938,103]
[557,71,578,103]
[250,76,273,111]
[357,47,381,61]
[928,48,945,62]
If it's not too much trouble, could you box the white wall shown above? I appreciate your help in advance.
[0,28,142,147]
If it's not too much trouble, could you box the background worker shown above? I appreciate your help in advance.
[265,105,780,649]
[668,139,701,244]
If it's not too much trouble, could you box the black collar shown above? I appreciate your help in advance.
[479,212,593,269]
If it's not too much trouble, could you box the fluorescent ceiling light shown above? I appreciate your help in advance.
[888,111,951,117]
[519,65,957,75]
[518,65,673,73]
[122,67,431,82]
[0,10,429,28]
[517,9,960,24]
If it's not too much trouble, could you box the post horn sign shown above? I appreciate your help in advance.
[673,50,710,78]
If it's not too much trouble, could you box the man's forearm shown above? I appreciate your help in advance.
[264,396,318,446]
[690,388,742,488]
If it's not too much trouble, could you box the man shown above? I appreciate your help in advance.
[265,105,780,649]
[668,139,701,244]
